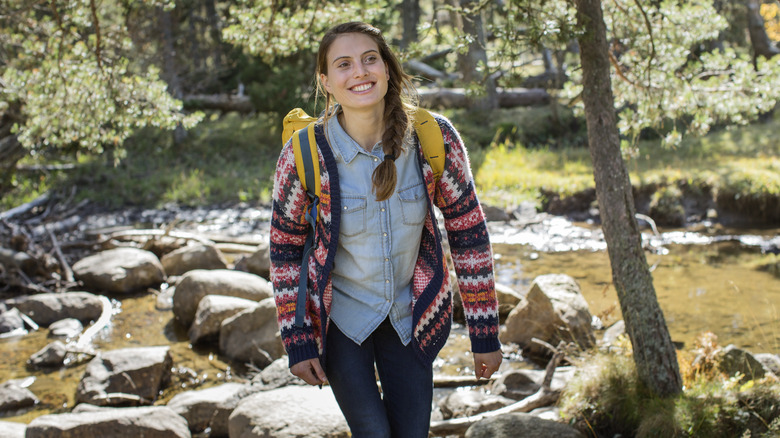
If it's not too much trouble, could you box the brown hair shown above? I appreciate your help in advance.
[316,22,417,202]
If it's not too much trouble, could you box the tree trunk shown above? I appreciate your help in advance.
[0,134,25,194]
[747,0,780,63]
[158,6,186,144]
[400,0,421,50]
[450,0,498,110]
[574,0,682,397]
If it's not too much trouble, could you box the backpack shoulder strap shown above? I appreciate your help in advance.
[413,108,445,183]
[291,123,321,199]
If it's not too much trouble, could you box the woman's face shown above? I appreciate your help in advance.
[320,33,389,113]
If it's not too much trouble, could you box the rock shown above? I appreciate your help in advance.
[25,406,191,438]
[0,308,25,335]
[48,318,83,339]
[233,241,271,279]
[754,353,780,377]
[73,248,165,293]
[172,269,273,328]
[161,243,228,276]
[229,386,349,438]
[219,298,283,367]
[156,285,175,310]
[188,295,257,344]
[250,357,306,390]
[500,274,595,362]
[76,346,172,406]
[167,382,245,434]
[718,345,767,382]
[600,320,626,346]
[439,390,515,419]
[0,380,38,412]
[491,370,541,401]
[483,204,512,222]
[28,341,67,368]
[7,292,104,326]
[0,420,26,437]
[495,283,523,321]
[465,412,585,438]
[529,406,561,421]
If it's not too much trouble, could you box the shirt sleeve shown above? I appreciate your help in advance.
[434,116,501,354]
[270,140,321,366]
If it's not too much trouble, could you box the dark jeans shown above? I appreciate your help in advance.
[325,318,434,438]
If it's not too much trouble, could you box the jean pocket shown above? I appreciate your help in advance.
[398,183,427,226]
[340,195,367,237]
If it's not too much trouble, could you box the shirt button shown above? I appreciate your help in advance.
[380,208,385,212]
[386,280,390,284]
[343,206,348,210]
[383,232,387,237]
[373,157,379,162]
[385,258,389,262]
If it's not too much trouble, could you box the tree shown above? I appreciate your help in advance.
[573,0,683,396]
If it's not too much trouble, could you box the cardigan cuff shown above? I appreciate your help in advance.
[470,336,501,354]
[286,343,320,368]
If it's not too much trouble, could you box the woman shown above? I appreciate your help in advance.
[270,22,502,438]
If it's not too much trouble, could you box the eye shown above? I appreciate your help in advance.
[337,61,350,69]
[364,54,378,63]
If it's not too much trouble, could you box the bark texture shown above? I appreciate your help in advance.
[574,0,682,397]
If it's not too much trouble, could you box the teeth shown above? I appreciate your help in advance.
[352,83,372,92]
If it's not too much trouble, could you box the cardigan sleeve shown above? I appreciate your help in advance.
[270,141,321,367]
[434,117,501,354]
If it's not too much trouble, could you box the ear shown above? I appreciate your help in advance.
[320,73,332,94]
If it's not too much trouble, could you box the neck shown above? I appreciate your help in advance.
[338,104,385,151]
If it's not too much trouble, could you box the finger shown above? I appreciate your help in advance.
[310,359,328,384]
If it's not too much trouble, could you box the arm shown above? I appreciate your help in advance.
[434,117,502,360]
[270,142,320,369]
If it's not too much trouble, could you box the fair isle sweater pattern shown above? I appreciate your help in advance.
[270,114,500,368]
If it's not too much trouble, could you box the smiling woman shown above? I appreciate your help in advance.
[269,22,503,438]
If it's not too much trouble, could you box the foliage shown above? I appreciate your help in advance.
[0,0,201,158]
[762,2,780,41]
[560,342,780,437]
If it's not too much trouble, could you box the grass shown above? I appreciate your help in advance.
[1,106,779,217]
[559,334,780,437]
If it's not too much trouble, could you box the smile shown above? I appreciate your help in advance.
[350,83,374,92]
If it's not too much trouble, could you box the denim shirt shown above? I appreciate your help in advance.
[326,115,427,346]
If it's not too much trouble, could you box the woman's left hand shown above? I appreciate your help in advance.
[473,350,503,380]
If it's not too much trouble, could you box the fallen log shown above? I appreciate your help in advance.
[0,193,50,221]
[433,375,495,388]
[418,87,550,109]
[183,93,254,113]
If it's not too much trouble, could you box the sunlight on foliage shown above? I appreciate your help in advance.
[762,2,780,41]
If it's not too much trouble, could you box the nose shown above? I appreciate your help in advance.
[353,63,369,78]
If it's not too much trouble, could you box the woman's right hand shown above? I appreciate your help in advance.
[290,358,328,386]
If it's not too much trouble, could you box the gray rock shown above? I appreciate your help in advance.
[28,341,67,368]
[250,357,306,390]
[229,386,349,438]
[161,243,228,276]
[718,345,767,382]
[25,406,191,438]
[48,318,83,339]
[172,269,273,328]
[8,292,104,326]
[188,295,257,344]
[219,297,283,367]
[156,285,175,310]
[500,274,595,362]
[233,241,271,279]
[0,380,38,412]
[167,382,245,434]
[0,308,25,334]
[73,248,165,293]
[483,204,513,222]
[754,353,780,377]
[0,420,26,438]
[76,346,172,406]
[491,370,541,401]
[495,283,523,321]
[439,390,515,419]
[465,412,585,438]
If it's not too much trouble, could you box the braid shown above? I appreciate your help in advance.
[372,87,409,201]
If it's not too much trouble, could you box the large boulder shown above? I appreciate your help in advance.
[76,346,172,406]
[28,341,68,368]
[250,357,306,390]
[500,274,595,361]
[219,298,283,367]
[161,243,228,276]
[25,406,190,438]
[465,413,585,438]
[495,283,523,321]
[7,292,104,326]
[718,345,767,382]
[0,307,25,335]
[233,241,271,280]
[0,380,38,413]
[491,370,541,401]
[188,295,257,344]
[0,420,25,438]
[172,269,273,328]
[229,386,349,438]
[73,248,165,293]
[167,382,246,435]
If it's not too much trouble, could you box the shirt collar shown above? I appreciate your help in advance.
[325,107,381,165]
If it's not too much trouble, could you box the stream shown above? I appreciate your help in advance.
[1,204,778,425]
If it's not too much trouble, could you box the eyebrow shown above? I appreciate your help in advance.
[331,49,380,65]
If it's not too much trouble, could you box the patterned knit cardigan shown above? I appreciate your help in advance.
[270,113,500,368]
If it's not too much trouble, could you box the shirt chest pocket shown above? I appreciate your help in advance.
[398,183,427,226]
[340,195,367,237]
